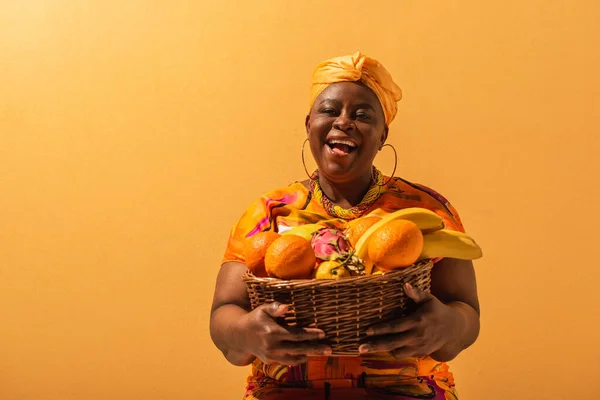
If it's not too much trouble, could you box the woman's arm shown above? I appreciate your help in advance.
[428,258,480,361]
[358,258,480,362]
[210,262,332,366]
[210,262,256,366]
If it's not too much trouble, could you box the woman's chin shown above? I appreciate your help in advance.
[315,148,368,181]
[319,162,358,181]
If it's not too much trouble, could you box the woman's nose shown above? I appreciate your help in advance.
[332,114,355,132]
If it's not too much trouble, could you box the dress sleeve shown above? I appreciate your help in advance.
[221,196,271,265]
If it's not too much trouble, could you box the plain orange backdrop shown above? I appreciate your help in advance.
[2,1,600,399]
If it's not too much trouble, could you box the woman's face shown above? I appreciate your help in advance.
[305,81,388,183]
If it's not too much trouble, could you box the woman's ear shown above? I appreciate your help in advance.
[380,126,389,148]
[305,114,311,134]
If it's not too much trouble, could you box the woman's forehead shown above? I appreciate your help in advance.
[315,82,382,110]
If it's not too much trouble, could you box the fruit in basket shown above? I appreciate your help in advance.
[244,231,281,277]
[345,216,381,247]
[314,260,351,279]
[400,208,445,233]
[418,229,483,261]
[310,228,352,261]
[367,220,424,270]
[354,208,444,273]
[280,223,323,241]
[265,235,316,279]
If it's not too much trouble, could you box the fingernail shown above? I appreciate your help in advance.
[405,282,413,290]
[323,348,332,356]
[318,332,326,339]
[366,328,375,336]
[359,345,370,354]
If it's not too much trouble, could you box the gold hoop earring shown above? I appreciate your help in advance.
[301,139,315,180]
[373,143,398,186]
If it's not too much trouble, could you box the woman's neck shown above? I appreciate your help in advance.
[318,170,373,209]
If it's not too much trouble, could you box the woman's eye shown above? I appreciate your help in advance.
[321,108,337,115]
[356,112,370,120]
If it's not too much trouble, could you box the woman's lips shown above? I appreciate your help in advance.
[326,143,353,156]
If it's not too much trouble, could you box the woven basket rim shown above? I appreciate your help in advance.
[242,259,433,288]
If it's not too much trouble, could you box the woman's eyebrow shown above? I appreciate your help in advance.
[319,98,342,106]
[319,99,375,110]
[355,103,375,110]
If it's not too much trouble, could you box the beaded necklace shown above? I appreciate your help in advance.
[309,167,386,220]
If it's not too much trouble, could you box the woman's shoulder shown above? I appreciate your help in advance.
[224,181,311,247]
[387,177,453,208]
[380,177,462,225]
[240,181,311,216]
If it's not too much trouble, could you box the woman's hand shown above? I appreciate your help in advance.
[236,302,332,366]
[358,282,461,360]
[211,262,332,366]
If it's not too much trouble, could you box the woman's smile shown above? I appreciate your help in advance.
[325,137,359,157]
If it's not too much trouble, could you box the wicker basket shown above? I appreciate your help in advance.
[242,259,433,356]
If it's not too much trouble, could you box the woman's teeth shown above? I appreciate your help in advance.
[327,140,357,155]
[327,139,357,149]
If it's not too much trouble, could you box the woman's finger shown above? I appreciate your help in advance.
[256,303,326,341]
[262,324,326,344]
[390,346,416,360]
[359,331,417,354]
[366,317,417,337]
[279,341,332,356]
[259,302,289,318]
[282,326,326,342]
[404,282,433,303]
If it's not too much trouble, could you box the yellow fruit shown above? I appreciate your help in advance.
[314,261,351,279]
[418,229,483,261]
[345,216,381,247]
[368,220,424,270]
[397,208,445,233]
[244,231,281,277]
[354,208,443,274]
[265,235,316,279]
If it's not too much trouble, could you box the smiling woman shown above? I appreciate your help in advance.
[307,82,387,196]
[210,52,480,400]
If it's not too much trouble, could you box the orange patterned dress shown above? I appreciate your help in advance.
[222,176,466,400]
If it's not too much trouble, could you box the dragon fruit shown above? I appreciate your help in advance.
[310,228,351,261]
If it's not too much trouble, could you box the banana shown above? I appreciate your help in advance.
[398,209,445,233]
[354,208,444,274]
[418,229,483,261]
[280,223,323,241]
[354,208,443,258]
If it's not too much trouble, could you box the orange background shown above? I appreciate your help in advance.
[2,1,599,399]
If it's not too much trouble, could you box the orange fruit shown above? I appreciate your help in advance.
[367,220,424,270]
[345,216,381,247]
[244,231,281,277]
[265,235,316,279]
[314,261,351,279]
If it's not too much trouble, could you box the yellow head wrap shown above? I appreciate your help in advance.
[309,52,403,125]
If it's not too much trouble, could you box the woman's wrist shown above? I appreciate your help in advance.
[431,301,479,362]
[229,311,255,361]
[212,304,256,366]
